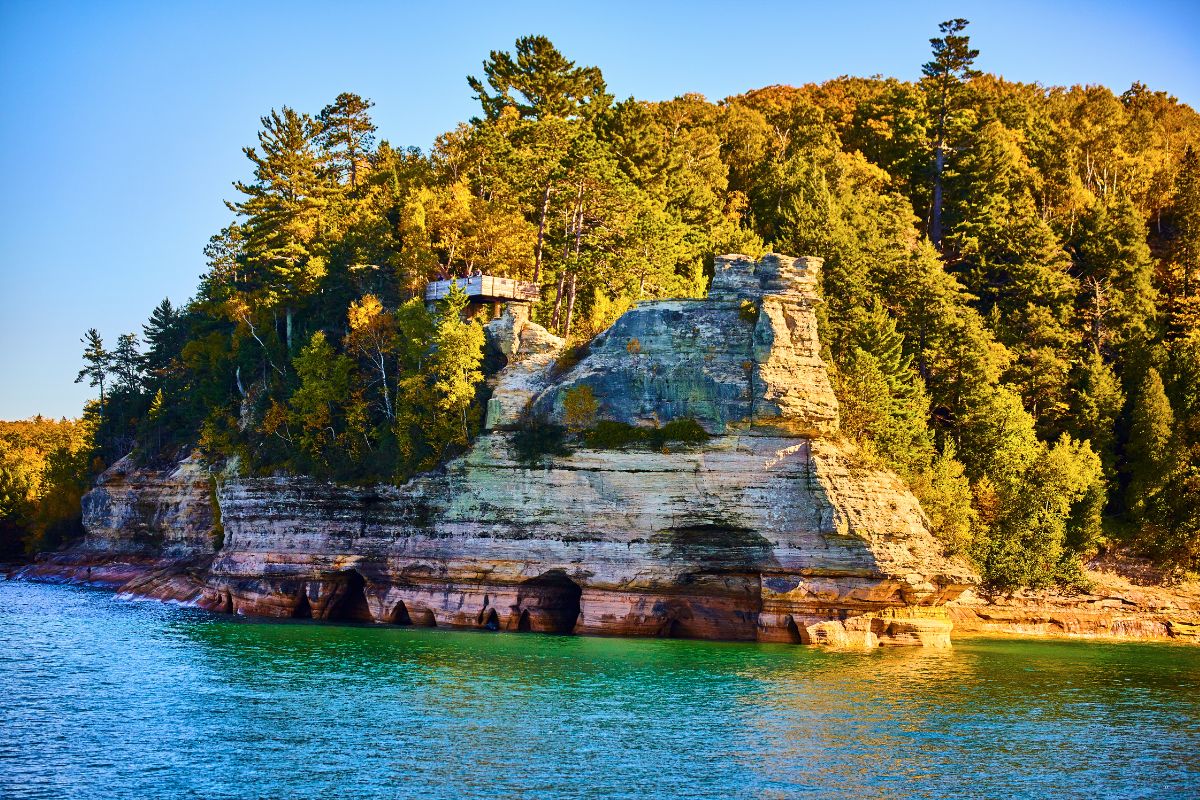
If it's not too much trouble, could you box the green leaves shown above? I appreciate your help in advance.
[468,36,611,122]
[66,31,1198,581]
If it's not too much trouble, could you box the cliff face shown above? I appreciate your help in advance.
[34,254,982,647]
[14,452,216,593]
[530,254,838,437]
[76,453,215,559]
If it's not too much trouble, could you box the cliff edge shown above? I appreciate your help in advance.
[21,254,981,647]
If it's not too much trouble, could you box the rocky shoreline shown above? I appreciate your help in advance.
[12,552,1198,645]
[948,557,1200,643]
[14,253,1195,647]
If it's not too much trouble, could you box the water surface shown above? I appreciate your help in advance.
[1,579,1197,799]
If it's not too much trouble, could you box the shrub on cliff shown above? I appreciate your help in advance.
[582,419,709,450]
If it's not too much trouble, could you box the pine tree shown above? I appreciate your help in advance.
[318,93,376,190]
[922,18,980,246]
[1172,145,1200,300]
[468,36,611,122]
[1071,350,1126,479]
[110,333,143,393]
[227,107,331,351]
[1070,199,1157,354]
[852,299,918,402]
[1126,368,1176,521]
[141,299,185,383]
[74,329,110,419]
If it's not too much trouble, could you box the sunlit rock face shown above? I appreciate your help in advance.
[77,453,214,559]
[51,253,977,647]
[530,254,839,437]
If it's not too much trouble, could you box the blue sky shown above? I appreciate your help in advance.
[2,0,1198,419]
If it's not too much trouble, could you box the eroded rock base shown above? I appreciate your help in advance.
[14,554,955,648]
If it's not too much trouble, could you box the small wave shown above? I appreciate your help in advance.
[115,592,203,609]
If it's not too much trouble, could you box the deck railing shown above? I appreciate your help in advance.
[424,275,540,302]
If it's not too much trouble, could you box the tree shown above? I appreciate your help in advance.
[833,300,936,475]
[1167,145,1200,328]
[110,333,143,394]
[74,329,110,419]
[1069,199,1157,355]
[141,299,184,383]
[1070,350,1125,480]
[428,283,485,444]
[468,36,610,122]
[909,441,976,556]
[346,294,397,420]
[922,18,980,246]
[227,107,330,351]
[1126,368,1176,521]
[286,331,353,470]
[318,92,377,190]
[0,417,93,558]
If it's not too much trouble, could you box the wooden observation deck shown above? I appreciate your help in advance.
[424,275,540,304]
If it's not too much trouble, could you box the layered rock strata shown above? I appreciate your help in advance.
[22,254,980,647]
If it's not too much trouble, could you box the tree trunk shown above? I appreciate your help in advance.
[347,119,357,190]
[931,144,945,247]
[286,307,295,352]
[534,182,552,284]
[379,354,393,420]
[551,271,567,331]
[564,273,578,338]
[573,184,585,255]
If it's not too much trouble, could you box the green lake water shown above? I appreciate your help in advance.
[1,578,1198,799]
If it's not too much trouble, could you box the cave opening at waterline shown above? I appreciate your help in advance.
[326,570,373,623]
[389,600,412,625]
[519,572,583,634]
[292,589,312,619]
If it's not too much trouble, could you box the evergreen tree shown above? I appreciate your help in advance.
[922,18,980,246]
[468,35,611,122]
[1126,367,1176,521]
[1171,145,1200,301]
[227,107,330,351]
[852,300,918,401]
[318,92,377,190]
[1069,199,1157,354]
[74,329,110,419]
[110,333,143,393]
[141,299,184,382]
[1071,350,1125,480]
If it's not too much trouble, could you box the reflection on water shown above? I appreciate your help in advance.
[1,580,1197,799]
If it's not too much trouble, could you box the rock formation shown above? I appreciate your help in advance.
[19,254,984,647]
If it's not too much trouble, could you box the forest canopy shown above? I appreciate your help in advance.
[21,23,1200,585]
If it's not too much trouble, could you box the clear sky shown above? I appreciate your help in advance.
[1,0,1198,419]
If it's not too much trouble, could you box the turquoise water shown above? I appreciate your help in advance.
[1,579,1198,799]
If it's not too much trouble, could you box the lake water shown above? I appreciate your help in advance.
[1,578,1198,799]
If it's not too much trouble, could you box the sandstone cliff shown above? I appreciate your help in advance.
[22,254,985,647]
